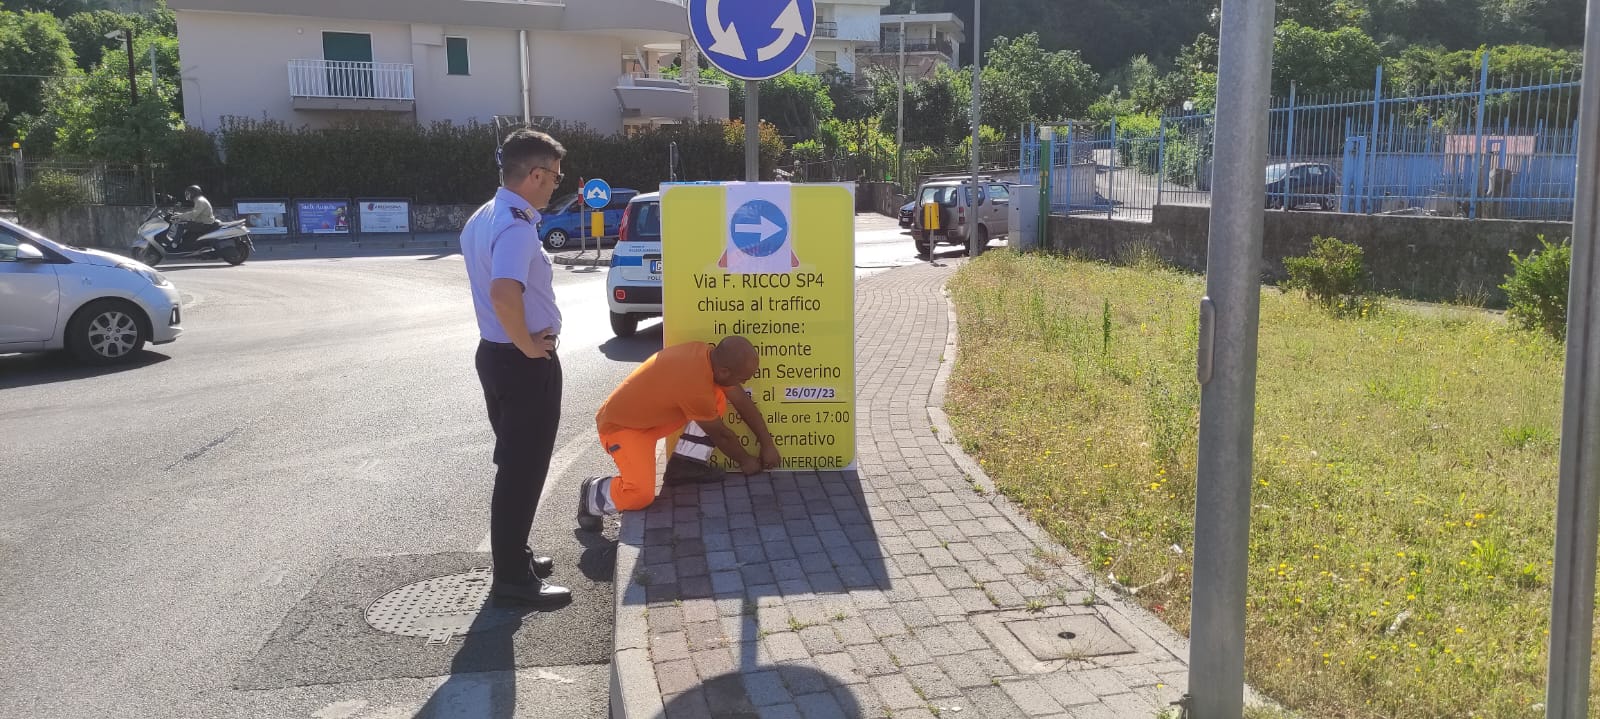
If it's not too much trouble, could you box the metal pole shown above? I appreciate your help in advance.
[1546,1,1600,712]
[1284,81,1296,210]
[968,0,982,254]
[897,19,905,190]
[1187,0,1274,713]
[1365,65,1382,213]
[1471,50,1490,219]
[745,80,760,182]
[1107,115,1116,219]
[1156,115,1167,207]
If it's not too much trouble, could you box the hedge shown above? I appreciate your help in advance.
[164,118,786,205]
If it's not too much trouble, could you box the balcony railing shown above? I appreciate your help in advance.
[816,21,838,38]
[288,59,414,101]
[869,39,956,57]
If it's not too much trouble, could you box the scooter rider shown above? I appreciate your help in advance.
[172,185,219,250]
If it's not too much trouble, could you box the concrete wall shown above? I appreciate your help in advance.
[528,30,625,135]
[858,181,907,218]
[1044,204,1572,307]
[408,24,522,126]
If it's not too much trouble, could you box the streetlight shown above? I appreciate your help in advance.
[967,0,982,256]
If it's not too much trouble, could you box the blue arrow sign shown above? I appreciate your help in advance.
[729,199,789,258]
[687,0,816,81]
[583,178,612,209]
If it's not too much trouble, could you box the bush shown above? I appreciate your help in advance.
[1501,234,1571,340]
[1283,236,1366,308]
[203,118,786,205]
[17,170,94,224]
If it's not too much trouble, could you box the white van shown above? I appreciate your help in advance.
[606,192,662,337]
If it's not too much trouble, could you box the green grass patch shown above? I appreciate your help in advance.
[946,251,1576,718]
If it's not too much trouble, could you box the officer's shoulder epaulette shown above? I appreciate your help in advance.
[509,206,533,223]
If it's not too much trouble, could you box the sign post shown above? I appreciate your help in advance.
[582,178,611,265]
[687,0,816,180]
[661,182,855,471]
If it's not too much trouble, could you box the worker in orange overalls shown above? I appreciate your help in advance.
[576,336,781,530]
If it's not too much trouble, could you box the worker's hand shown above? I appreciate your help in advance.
[760,441,781,470]
[737,453,763,475]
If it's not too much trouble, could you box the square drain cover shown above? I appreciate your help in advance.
[1004,615,1134,660]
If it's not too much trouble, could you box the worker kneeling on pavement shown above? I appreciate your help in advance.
[577,336,781,530]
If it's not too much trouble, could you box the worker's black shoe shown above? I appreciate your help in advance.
[522,546,554,578]
[576,476,605,532]
[491,576,571,607]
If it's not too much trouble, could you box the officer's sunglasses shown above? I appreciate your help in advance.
[531,165,565,184]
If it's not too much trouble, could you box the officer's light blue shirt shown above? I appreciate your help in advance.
[462,188,561,343]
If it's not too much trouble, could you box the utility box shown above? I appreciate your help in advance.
[1009,184,1041,251]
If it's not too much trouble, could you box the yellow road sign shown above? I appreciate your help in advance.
[662,182,855,471]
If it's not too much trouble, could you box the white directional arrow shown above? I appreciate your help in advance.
[705,0,746,61]
[734,216,782,242]
[757,0,809,62]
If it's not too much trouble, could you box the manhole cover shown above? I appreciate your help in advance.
[365,568,526,644]
[1004,615,1135,660]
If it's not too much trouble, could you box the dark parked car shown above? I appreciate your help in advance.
[1266,162,1339,210]
[898,200,915,228]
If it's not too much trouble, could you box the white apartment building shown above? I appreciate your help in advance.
[168,0,729,136]
[858,12,965,80]
[792,0,891,76]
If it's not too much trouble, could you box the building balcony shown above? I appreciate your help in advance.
[865,39,958,57]
[287,59,415,112]
[615,73,729,123]
[816,21,838,38]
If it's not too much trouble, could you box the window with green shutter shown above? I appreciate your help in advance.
[446,37,469,76]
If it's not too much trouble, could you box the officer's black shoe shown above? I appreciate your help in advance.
[576,476,604,533]
[663,454,727,485]
[522,547,555,578]
[491,577,571,607]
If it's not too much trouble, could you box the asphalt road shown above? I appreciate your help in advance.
[0,214,965,719]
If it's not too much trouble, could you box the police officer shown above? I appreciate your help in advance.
[462,129,570,606]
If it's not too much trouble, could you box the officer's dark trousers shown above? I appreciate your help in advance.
[475,340,562,583]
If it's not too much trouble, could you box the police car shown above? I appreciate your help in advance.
[607,192,663,337]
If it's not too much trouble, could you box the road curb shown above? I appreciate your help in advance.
[609,445,667,719]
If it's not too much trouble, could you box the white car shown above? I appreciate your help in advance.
[0,218,183,364]
[606,192,663,337]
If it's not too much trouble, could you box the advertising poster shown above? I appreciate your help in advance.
[295,200,352,235]
[235,200,289,235]
[662,182,856,471]
[357,199,411,234]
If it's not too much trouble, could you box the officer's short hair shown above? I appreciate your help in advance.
[499,129,566,185]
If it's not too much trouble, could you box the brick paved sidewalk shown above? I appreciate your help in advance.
[611,261,1192,719]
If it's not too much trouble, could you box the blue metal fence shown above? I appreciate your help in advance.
[1022,51,1583,222]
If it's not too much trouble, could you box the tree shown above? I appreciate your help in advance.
[821,68,879,123]
[892,65,970,147]
[755,71,834,142]
[61,9,136,71]
[38,29,181,161]
[980,33,1099,134]
[1271,21,1383,95]
[0,10,75,136]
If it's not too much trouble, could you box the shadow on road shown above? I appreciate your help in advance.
[598,326,663,363]
[573,527,619,583]
[412,610,525,719]
[0,351,170,390]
